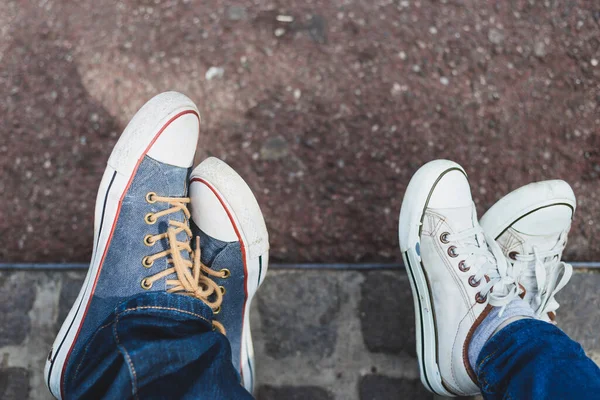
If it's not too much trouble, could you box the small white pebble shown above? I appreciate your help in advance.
[276,15,294,23]
[293,89,301,100]
[398,51,407,60]
[205,66,224,80]
[440,77,449,85]
[592,59,598,67]
[274,28,286,37]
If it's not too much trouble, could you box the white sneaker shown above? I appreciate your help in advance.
[480,180,576,323]
[398,160,520,397]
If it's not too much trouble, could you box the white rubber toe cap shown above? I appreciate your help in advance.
[189,180,238,242]
[147,112,200,168]
[428,169,473,208]
[513,204,574,235]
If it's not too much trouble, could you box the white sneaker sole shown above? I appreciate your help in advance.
[398,159,467,397]
[190,157,269,395]
[44,92,200,399]
[480,180,576,240]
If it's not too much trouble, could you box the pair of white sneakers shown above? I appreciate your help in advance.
[399,160,575,396]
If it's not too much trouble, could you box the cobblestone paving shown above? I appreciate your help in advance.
[1,269,598,400]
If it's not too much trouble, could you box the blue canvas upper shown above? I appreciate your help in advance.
[65,155,192,379]
[191,223,246,378]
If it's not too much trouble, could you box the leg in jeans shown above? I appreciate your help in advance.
[399,161,598,397]
[476,319,600,399]
[45,93,269,399]
[65,292,253,400]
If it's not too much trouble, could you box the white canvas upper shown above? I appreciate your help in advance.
[399,160,521,397]
[480,180,576,322]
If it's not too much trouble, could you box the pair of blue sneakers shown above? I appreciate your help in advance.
[44,92,269,399]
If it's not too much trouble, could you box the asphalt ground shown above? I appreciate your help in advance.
[1,1,599,263]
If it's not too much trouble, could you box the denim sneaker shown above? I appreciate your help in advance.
[189,157,270,394]
[45,92,201,399]
[399,160,521,396]
[480,180,576,322]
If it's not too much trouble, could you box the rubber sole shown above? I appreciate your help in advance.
[398,159,467,397]
[190,157,269,394]
[44,92,200,399]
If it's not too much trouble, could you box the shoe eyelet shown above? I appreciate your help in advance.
[145,213,157,224]
[214,306,221,315]
[141,279,153,290]
[468,275,480,287]
[220,268,231,278]
[475,292,487,304]
[142,256,154,268]
[219,286,226,295]
[508,251,519,260]
[458,260,470,272]
[440,232,450,244]
[146,192,157,203]
[447,246,458,258]
[143,235,155,246]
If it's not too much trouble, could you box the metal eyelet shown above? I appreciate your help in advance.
[219,286,226,295]
[214,306,221,315]
[145,213,157,224]
[146,192,157,203]
[142,256,154,268]
[220,268,231,278]
[440,232,450,244]
[458,260,470,272]
[141,279,152,290]
[508,251,519,260]
[143,234,155,246]
[468,275,481,287]
[475,292,487,304]
[447,246,458,258]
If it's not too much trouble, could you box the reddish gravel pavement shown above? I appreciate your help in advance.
[0,1,599,263]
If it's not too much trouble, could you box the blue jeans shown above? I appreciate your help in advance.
[65,292,253,400]
[477,318,600,399]
[67,293,600,399]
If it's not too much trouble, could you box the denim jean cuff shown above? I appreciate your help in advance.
[113,292,214,329]
[477,318,533,369]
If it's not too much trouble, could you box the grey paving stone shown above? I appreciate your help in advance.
[359,271,416,356]
[256,271,347,359]
[554,272,600,354]
[0,272,36,346]
[258,385,333,400]
[0,367,30,400]
[57,272,86,330]
[359,374,431,400]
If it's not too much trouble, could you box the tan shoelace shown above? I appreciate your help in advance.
[140,193,229,334]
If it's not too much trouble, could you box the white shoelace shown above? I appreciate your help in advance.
[513,235,572,318]
[447,226,521,315]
